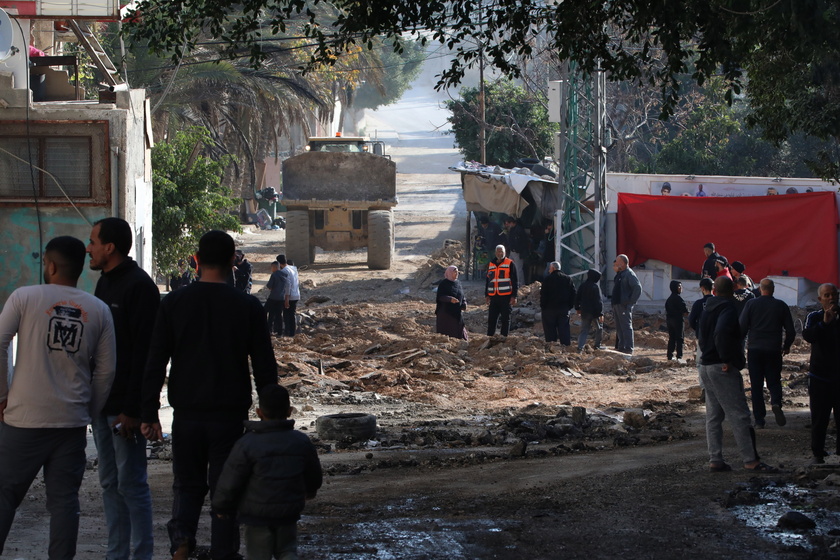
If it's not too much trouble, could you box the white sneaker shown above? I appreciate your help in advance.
[677,358,686,365]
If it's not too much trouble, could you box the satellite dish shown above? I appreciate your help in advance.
[0,8,15,62]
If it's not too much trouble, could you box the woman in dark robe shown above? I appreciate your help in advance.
[435,265,468,340]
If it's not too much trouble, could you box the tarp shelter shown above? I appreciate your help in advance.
[617,192,840,285]
[460,172,560,222]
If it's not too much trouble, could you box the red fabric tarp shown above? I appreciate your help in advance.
[617,191,840,285]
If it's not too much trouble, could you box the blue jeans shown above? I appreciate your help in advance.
[91,413,154,560]
[0,424,86,560]
[244,524,298,560]
[168,415,244,559]
[577,313,603,350]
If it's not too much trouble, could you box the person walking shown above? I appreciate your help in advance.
[698,276,776,473]
[739,278,795,428]
[575,269,603,351]
[611,254,641,354]
[212,385,322,560]
[141,230,278,560]
[0,236,117,559]
[802,283,840,464]
[486,245,518,336]
[87,218,159,560]
[539,261,576,345]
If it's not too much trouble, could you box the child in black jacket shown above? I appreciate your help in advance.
[665,280,689,362]
[213,385,322,559]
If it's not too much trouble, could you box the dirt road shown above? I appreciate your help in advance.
[4,96,840,560]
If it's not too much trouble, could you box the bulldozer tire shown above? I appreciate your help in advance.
[316,413,377,442]
[285,210,311,266]
[367,210,394,270]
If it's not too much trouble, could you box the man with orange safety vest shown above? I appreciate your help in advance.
[485,244,519,336]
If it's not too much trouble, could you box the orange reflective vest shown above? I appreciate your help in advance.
[486,258,514,296]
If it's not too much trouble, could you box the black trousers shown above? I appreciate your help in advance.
[282,299,298,337]
[487,296,512,336]
[168,415,245,557]
[809,377,840,457]
[666,316,685,359]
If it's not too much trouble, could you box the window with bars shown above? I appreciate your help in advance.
[0,121,110,205]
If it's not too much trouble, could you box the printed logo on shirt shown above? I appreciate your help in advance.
[48,305,84,354]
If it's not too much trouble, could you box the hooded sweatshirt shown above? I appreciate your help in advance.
[575,269,603,316]
[665,281,688,318]
[698,295,745,368]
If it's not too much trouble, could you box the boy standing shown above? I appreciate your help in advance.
[213,385,322,560]
[665,280,689,363]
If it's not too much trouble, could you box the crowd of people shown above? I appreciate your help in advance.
[439,233,840,472]
[3,217,840,556]
[0,223,320,560]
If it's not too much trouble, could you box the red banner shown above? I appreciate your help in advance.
[617,191,840,285]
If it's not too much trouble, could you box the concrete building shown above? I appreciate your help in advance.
[0,5,152,303]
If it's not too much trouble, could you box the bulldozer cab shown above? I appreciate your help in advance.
[306,136,387,157]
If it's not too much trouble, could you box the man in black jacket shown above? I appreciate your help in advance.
[802,283,840,464]
[213,384,322,559]
[87,217,158,560]
[540,261,576,344]
[701,242,720,279]
[698,277,776,472]
[142,230,278,560]
[575,269,603,351]
[739,278,796,428]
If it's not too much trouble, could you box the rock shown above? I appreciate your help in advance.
[687,385,705,401]
[509,439,527,457]
[630,356,655,367]
[777,511,816,530]
[623,409,648,429]
[305,295,331,304]
[571,406,587,426]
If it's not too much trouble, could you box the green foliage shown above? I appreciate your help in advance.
[353,39,425,111]
[445,80,558,166]
[152,127,241,275]
[122,0,840,180]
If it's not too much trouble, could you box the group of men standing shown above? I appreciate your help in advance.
[264,254,301,337]
[0,221,285,559]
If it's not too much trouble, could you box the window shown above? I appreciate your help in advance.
[0,121,110,205]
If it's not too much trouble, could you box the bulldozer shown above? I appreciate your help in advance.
[281,136,397,269]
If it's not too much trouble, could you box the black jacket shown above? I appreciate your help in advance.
[212,419,323,526]
[575,269,603,316]
[802,309,840,382]
[665,281,688,318]
[95,258,160,418]
[540,270,576,311]
[739,295,795,353]
[142,281,278,423]
[688,294,711,332]
[698,296,745,368]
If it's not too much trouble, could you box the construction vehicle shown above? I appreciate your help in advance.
[281,136,397,269]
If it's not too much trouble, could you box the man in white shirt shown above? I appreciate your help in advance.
[0,235,117,559]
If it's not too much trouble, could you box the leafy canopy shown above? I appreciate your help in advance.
[152,126,241,275]
[445,80,558,167]
[124,0,840,179]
